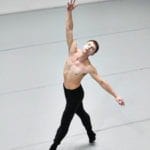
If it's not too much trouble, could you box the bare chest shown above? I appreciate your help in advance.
[65,57,88,75]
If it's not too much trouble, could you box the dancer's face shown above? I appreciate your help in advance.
[82,41,97,56]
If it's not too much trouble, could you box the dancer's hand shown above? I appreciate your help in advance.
[115,96,125,106]
[67,0,78,11]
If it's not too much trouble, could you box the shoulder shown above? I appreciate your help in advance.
[87,62,97,75]
[69,40,78,55]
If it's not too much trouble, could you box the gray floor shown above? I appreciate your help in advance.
[0,0,150,150]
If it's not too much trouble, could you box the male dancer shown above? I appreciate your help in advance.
[49,0,125,149]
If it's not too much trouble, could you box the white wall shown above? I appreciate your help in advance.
[0,0,109,15]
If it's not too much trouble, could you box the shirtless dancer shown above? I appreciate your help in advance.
[49,0,125,149]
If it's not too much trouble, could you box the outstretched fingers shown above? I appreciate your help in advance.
[70,0,76,5]
[73,0,78,8]
[72,0,76,4]
[67,0,78,10]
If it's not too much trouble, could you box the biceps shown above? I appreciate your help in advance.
[91,71,104,84]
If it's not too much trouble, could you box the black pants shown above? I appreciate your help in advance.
[52,84,94,145]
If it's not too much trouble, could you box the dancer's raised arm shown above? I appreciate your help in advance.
[66,0,78,50]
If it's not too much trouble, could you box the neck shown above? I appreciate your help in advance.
[77,50,89,62]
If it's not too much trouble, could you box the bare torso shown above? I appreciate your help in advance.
[63,49,90,89]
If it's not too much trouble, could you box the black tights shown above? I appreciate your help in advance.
[52,84,95,146]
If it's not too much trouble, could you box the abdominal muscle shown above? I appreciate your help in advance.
[63,59,88,90]
[64,72,85,89]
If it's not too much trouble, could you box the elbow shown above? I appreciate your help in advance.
[66,26,73,32]
[99,79,104,86]
[66,21,73,30]
[99,79,108,89]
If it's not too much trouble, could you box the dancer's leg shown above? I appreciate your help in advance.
[49,100,81,150]
[76,102,96,143]
[49,85,84,150]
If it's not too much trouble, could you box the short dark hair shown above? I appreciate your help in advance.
[88,40,99,53]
